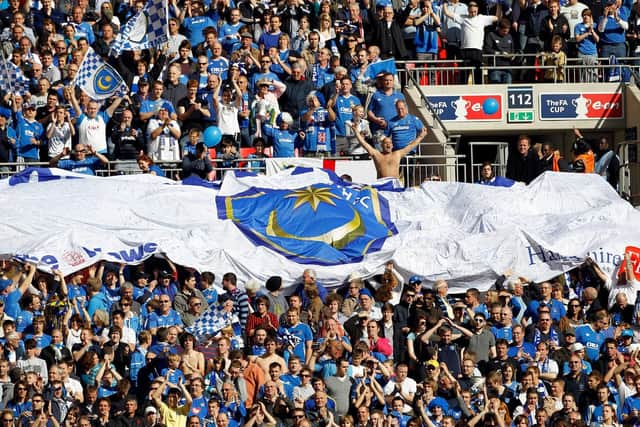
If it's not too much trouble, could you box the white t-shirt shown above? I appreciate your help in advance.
[77,111,109,154]
[383,377,417,413]
[147,119,181,161]
[47,122,73,158]
[606,276,640,309]
[452,13,496,50]
[218,103,240,136]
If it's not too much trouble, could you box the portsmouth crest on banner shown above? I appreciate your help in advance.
[216,183,397,265]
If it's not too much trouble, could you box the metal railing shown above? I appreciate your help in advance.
[396,57,640,85]
[469,142,510,183]
[403,72,450,143]
[0,154,469,184]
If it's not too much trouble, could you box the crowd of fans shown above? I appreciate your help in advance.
[0,246,639,427]
[1,0,638,178]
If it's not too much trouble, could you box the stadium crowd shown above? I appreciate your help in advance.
[0,0,638,175]
[0,246,639,427]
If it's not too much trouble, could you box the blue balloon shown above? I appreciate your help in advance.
[203,126,222,148]
[482,98,499,115]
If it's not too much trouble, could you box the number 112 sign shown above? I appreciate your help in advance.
[507,86,534,109]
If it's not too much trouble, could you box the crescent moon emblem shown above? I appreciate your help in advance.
[96,75,113,91]
[265,208,365,250]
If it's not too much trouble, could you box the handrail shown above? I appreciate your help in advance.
[403,71,450,142]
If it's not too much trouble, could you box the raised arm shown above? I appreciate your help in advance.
[396,127,428,157]
[350,123,378,157]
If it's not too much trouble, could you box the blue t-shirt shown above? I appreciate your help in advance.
[57,157,102,175]
[368,91,405,131]
[278,322,312,362]
[574,23,597,55]
[207,57,229,81]
[140,98,177,117]
[258,31,283,51]
[622,395,640,419]
[183,16,216,46]
[262,124,300,157]
[218,22,243,51]
[385,114,423,151]
[597,11,629,45]
[15,112,44,159]
[147,310,184,329]
[575,323,606,361]
[333,95,361,136]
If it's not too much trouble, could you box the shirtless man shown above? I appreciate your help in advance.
[256,336,288,376]
[351,124,428,179]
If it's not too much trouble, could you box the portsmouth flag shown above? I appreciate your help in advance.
[363,58,397,81]
[0,57,30,95]
[110,0,169,56]
[186,305,242,342]
[72,48,128,100]
[216,173,398,265]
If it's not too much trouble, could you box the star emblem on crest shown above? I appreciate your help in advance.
[285,186,338,212]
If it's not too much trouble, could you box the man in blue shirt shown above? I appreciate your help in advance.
[258,14,283,52]
[13,102,44,163]
[327,77,361,155]
[385,100,424,152]
[575,312,608,361]
[147,295,184,335]
[49,144,109,176]
[182,0,216,47]
[367,73,405,132]
[278,308,313,365]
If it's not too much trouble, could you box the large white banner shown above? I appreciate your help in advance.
[0,168,637,292]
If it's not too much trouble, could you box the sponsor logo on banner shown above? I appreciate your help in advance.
[14,242,159,271]
[427,95,503,121]
[539,92,623,120]
[617,246,640,280]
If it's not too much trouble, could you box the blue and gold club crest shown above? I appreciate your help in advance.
[216,183,397,265]
[93,64,124,97]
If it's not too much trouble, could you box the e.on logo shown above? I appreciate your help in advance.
[586,93,623,118]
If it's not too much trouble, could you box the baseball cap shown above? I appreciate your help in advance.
[622,329,634,338]
[569,343,585,352]
[359,288,373,299]
[564,328,576,336]
[0,278,12,292]
[240,31,253,39]
[409,275,423,285]
[23,102,36,110]
[426,360,439,369]
[145,407,157,415]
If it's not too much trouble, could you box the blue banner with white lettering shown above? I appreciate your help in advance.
[216,182,397,265]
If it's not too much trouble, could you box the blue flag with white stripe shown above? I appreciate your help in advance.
[0,57,30,95]
[110,0,169,56]
[72,48,128,100]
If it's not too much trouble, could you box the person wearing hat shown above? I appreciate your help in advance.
[10,94,44,163]
[358,288,382,321]
[264,276,289,319]
[250,77,286,138]
[151,376,193,427]
[229,32,260,62]
[261,111,303,157]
